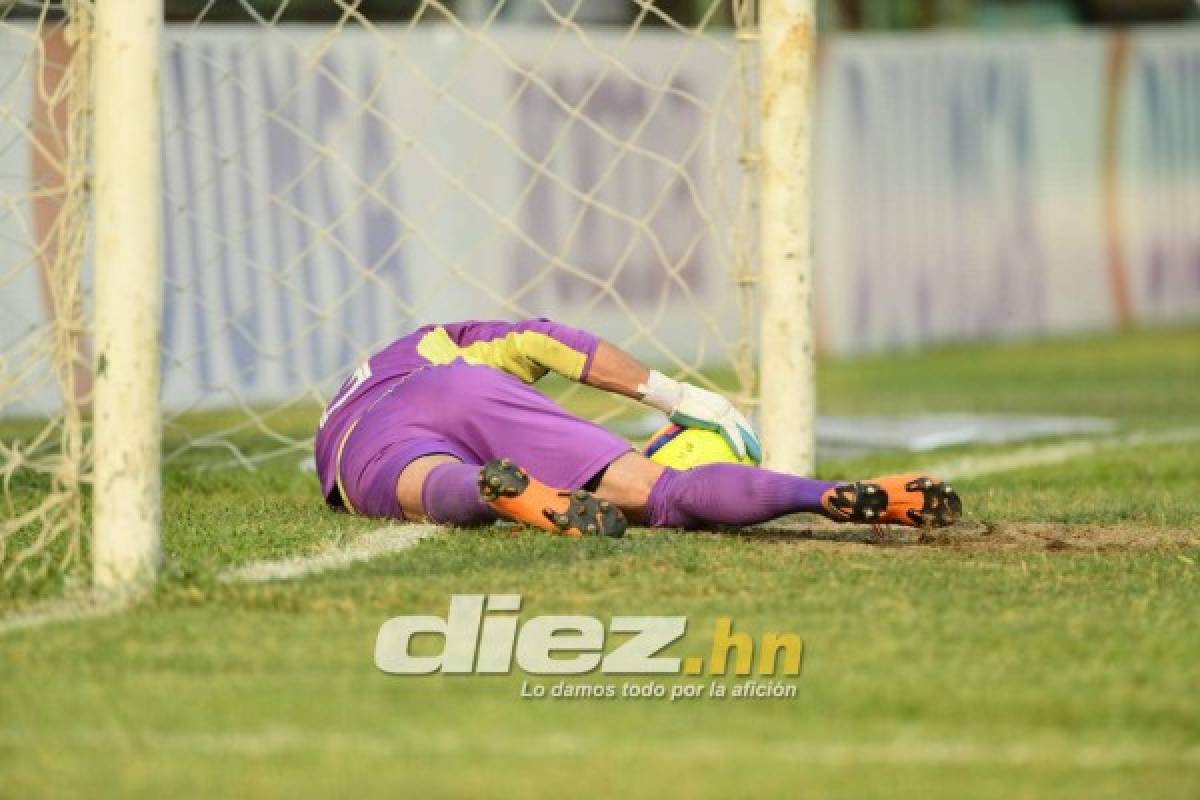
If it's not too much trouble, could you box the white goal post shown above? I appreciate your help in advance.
[91,0,164,588]
[0,0,816,590]
[758,0,816,477]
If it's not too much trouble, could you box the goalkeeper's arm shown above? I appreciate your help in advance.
[454,318,761,463]
[587,339,761,463]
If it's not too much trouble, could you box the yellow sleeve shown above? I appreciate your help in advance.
[416,325,590,383]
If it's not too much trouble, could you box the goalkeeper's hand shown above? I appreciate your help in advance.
[638,370,763,464]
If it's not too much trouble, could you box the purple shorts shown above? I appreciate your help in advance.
[335,363,632,518]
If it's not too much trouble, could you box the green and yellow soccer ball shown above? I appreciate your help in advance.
[643,423,754,470]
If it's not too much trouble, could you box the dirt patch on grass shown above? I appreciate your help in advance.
[727,517,1200,554]
[916,520,1200,553]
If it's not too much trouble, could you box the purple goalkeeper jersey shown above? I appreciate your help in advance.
[313,319,600,505]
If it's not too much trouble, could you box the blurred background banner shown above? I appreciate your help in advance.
[815,27,1200,353]
[0,23,1196,413]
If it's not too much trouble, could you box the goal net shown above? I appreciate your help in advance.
[155,1,761,464]
[0,4,91,585]
[1,1,814,588]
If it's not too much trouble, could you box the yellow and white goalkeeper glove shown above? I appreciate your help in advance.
[638,370,763,464]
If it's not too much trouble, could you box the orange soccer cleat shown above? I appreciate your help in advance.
[477,459,627,538]
[821,473,962,528]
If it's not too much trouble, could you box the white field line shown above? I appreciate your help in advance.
[0,726,1196,768]
[925,426,1200,481]
[0,587,142,636]
[0,526,444,636]
[216,524,444,584]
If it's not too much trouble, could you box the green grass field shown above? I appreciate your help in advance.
[2,327,1198,799]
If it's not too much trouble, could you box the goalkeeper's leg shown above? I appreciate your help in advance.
[398,455,498,526]
[400,452,959,532]
[595,453,961,529]
[397,455,626,537]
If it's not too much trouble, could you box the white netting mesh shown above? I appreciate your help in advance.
[0,1,762,582]
[0,3,91,582]
[157,1,760,468]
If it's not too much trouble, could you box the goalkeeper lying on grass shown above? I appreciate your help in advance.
[315,319,961,537]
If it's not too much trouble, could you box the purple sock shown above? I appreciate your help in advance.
[420,462,498,526]
[645,464,837,530]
